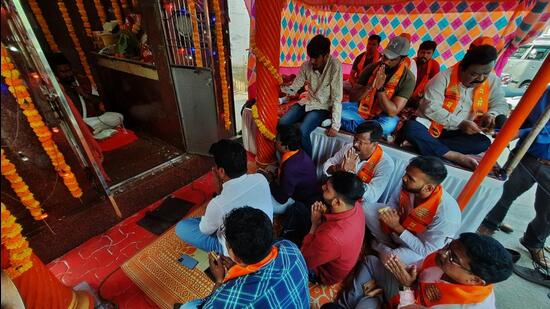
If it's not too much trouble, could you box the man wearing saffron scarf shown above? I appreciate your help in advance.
[268,124,321,214]
[323,121,394,203]
[364,156,461,265]
[327,233,513,309]
[178,207,310,308]
[409,41,441,109]
[402,45,509,170]
[348,34,382,86]
[341,36,416,136]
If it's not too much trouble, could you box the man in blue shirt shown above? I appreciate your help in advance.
[478,86,549,269]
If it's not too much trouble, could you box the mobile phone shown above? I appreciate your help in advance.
[204,267,216,282]
[178,254,198,269]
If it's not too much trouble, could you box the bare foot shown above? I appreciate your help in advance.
[444,151,479,170]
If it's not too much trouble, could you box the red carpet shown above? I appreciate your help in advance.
[98,128,139,152]
[47,173,218,308]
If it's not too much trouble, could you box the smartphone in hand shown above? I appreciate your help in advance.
[178,254,199,269]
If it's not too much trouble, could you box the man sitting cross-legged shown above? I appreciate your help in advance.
[299,172,366,285]
[268,124,321,215]
[341,36,416,136]
[322,121,394,204]
[402,45,509,170]
[364,156,461,265]
[325,233,513,308]
[178,207,310,308]
[175,139,273,255]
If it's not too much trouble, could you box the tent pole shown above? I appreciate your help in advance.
[456,56,550,210]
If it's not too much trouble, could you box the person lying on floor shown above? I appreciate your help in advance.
[279,34,343,156]
[264,124,320,215]
[175,139,273,255]
[342,36,416,136]
[322,121,394,204]
[285,172,365,285]
[344,34,382,91]
[402,44,509,170]
[363,156,461,265]
[324,233,513,309]
[178,207,310,309]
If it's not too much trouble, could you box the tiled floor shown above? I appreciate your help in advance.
[47,173,218,308]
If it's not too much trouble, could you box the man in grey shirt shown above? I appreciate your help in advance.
[402,45,508,170]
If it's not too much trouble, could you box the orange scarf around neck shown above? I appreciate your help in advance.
[356,145,383,184]
[357,50,380,76]
[358,60,407,119]
[223,246,278,283]
[412,58,435,98]
[279,149,300,177]
[429,63,490,138]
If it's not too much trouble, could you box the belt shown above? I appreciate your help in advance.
[538,158,550,166]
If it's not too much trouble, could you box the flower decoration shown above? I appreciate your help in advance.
[251,105,276,141]
[93,0,107,26]
[1,44,83,199]
[28,0,60,53]
[76,0,93,37]
[1,203,34,279]
[1,150,47,220]
[187,0,203,67]
[212,0,231,130]
[111,0,124,27]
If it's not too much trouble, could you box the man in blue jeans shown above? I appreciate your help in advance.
[175,139,273,255]
[279,34,343,156]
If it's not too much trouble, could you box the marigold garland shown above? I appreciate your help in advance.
[1,150,47,220]
[188,0,203,67]
[111,0,124,27]
[251,105,276,141]
[28,0,60,53]
[76,0,93,37]
[212,0,231,130]
[1,45,83,199]
[93,0,107,26]
[1,203,33,279]
[57,1,96,89]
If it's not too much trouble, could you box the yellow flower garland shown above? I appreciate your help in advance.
[111,0,124,28]
[1,150,47,220]
[76,0,93,37]
[57,1,96,89]
[1,45,83,199]
[93,0,107,26]
[188,0,203,67]
[28,0,60,53]
[1,203,33,279]
[251,105,276,141]
[212,0,231,130]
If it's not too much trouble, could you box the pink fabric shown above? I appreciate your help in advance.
[495,47,516,77]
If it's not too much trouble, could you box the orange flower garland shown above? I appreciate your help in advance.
[57,1,96,89]
[1,150,47,220]
[93,0,107,26]
[76,0,93,37]
[28,0,60,53]
[251,105,276,141]
[188,0,203,67]
[111,0,124,28]
[1,45,83,199]
[1,203,34,279]
[212,0,231,130]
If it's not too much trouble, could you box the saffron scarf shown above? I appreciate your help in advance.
[356,50,380,76]
[223,246,278,283]
[356,145,383,184]
[358,61,407,119]
[412,58,435,98]
[279,149,300,177]
[429,64,490,138]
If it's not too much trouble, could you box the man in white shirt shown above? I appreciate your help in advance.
[323,121,394,204]
[175,140,273,255]
[402,45,509,170]
[331,233,513,309]
[364,156,461,265]
[279,34,343,156]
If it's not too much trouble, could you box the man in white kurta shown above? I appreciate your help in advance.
[323,121,394,204]
[364,156,461,265]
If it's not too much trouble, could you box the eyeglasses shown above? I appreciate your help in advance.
[442,239,472,273]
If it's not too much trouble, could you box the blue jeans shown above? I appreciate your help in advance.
[278,104,330,156]
[340,102,399,136]
[175,217,223,253]
[402,119,491,157]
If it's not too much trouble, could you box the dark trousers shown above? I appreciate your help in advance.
[280,201,311,247]
[482,154,550,249]
[278,104,330,156]
[402,119,491,157]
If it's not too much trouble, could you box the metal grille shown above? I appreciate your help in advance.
[159,0,213,67]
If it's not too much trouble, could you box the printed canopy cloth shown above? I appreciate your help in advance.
[279,0,549,71]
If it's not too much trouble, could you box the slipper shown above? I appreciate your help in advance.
[506,248,521,264]
[499,223,514,234]
[513,265,550,289]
